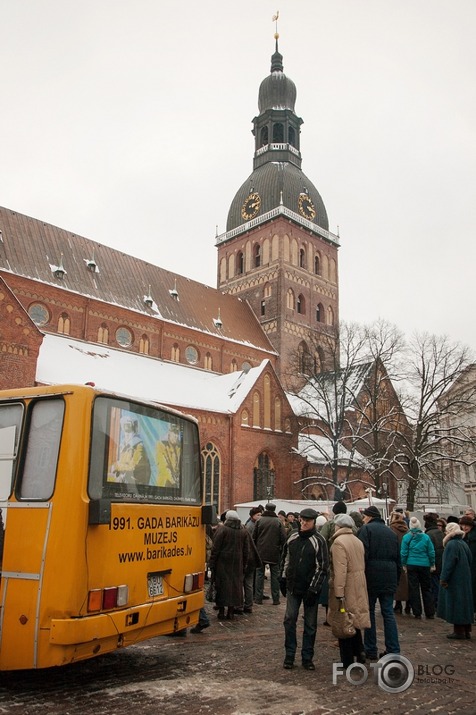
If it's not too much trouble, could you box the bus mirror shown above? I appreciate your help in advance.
[89,499,112,525]
[201,504,217,525]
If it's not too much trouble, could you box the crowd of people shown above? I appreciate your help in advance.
[192,501,475,668]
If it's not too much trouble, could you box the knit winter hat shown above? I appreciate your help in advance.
[409,517,421,530]
[225,510,241,521]
[333,513,354,529]
[315,515,327,527]
[363,506,381,519]
[459,515,475,527]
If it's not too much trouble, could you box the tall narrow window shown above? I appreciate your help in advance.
[274,396,282,431]
[171,344,180,362]
[201,442,221,508]
[314,254,320,275]
[230,359,238,373]
[253,391,261,427]
[98,324,109,344]
[237,251,244,275]
[139,335,150,355]
[204,352,213,370]
[261,300,266,316]
[297,294,305,315]
[299,248,306,268]
[254,243,261,268]
[288,126,296,147]
[253,452,275,501]
[264,374,271,429]
[57,313,70,335]
[260,126,269,146]
[286,289,295,310]
[272,123,284,142]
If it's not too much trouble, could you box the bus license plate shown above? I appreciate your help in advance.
[147,572,164,597]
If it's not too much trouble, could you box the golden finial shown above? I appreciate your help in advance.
[272,11,280,40]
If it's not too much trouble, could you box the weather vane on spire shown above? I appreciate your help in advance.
[272,11,280,40]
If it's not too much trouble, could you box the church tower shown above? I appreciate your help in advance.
[216,31,340,383]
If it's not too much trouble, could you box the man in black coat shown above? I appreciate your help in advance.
[423,512,444,607]
[280,507,328,670]
[253,503,287,605]
[358,505,401,659]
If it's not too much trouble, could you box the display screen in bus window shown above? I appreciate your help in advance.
[89,397,201,504]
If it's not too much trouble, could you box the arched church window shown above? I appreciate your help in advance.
[205,352,213,370]
[299,247,306,268]
[316,303,324,323]
[253,452,275,501]
[274,396,282,431]
[139,334,150,355]
[297,294,305,315]
[230,359,238,373]
[171,343,180,362]
[237,251,244,275]
[261,300,266,316]
[201,442,221,508]
[272,123,284,142]
[314,254,321,275]
[253,391,260,427]
[264,374,271,429]
[298,341,311,374]
[286,288,295,310]
[254,243,261,268]
[57,312,70,335]
[98,324,109,345]
[260,126,269,146]
[264,283,272,298]
[288,126,296,147]
[327,306,334,326]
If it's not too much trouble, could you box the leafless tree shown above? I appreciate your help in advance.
[394,333,475,511]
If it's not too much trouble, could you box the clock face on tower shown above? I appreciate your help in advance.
[241,192,261,220]
[298,193,316,220]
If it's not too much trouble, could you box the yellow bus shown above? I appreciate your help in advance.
[0,383,214,670]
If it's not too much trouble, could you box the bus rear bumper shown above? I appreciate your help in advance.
[49,591,203,645]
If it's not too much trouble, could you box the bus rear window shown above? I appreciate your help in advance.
[89,397,201,504]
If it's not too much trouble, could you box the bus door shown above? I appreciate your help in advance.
[0,396,64,670]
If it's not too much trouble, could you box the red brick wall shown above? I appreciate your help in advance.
[0,278,42,389]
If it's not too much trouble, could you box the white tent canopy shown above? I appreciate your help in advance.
[234,496,395,524]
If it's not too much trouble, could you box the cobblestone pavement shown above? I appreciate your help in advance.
[0,597,474,715]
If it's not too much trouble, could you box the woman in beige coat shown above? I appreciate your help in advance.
[329,513,370,668]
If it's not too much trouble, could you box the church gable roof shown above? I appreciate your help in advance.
[36,333,272,415]
[0,205,276,353]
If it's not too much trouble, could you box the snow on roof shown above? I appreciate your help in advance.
[294,433,372,469]
[287,362,373,419]
[36,334,268,414]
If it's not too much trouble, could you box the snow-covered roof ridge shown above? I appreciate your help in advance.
[36,334,270,415]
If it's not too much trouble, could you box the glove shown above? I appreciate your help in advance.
[279,577,287,597]
[402,566,407,573]
[304,590,318,607]
[430,566,436,573]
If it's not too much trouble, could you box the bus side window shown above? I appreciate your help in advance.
[0,403,23,500]
[19,399,65,500]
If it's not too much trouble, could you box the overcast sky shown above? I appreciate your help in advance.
[1,1,475,352]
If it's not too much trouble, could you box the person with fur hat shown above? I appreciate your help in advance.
[253,503,287,605]
[208,510,250,621]
[400,517,435,620]
[358,505,401,659]
[329,513,370,669]
[437,522,473,639]
[389,510,409,614]
[279,507,329,670]
[460,514,476,618]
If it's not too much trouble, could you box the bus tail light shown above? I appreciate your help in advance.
[87,585,129,612]
[183,572,205,593]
